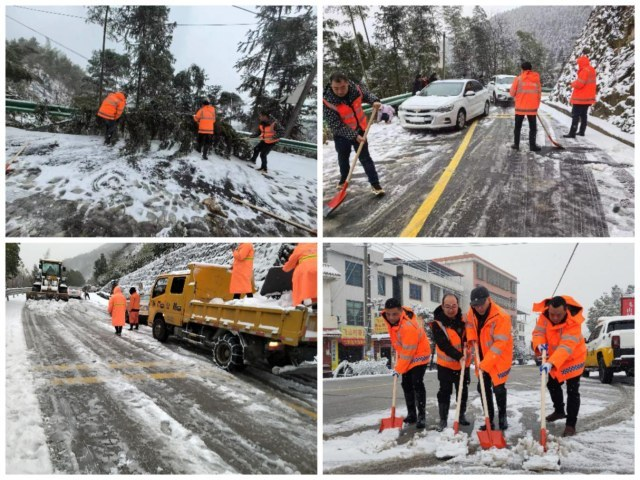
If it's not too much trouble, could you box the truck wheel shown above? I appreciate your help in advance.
[152,317,169,342]
[582,369,590,378]
[212,333,245,372]
[598,355,614,384]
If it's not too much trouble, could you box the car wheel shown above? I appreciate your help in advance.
[598,354,613,384]
[483,101,490,116]
[212,332,245,371]
[455,110,466,130]
[152,316,169,342]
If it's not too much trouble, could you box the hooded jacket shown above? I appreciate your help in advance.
[108,286,127,327]
[229,243,254,295]
[323,80,379,141]
[97,92,126,121]
[570,56,597,105]
[194,104,216,134]
[382,307,431,374]
[532,295,587,382]
[509,70,541,115]
[282,243,317,306]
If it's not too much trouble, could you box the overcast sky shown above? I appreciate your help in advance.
[18,242,108,270]
[6,5,311,103]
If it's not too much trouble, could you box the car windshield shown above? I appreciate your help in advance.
[497,76,516,84]
[607,320,634,332]
[420,82,463,97]
[42,262,61,276]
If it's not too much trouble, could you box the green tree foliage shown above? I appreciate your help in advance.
[6,244,22,280]
[586,285,635,333]
[65,269,86,287]
[93,253,108,282]
[87,49,131,93]
[218,91,245,122]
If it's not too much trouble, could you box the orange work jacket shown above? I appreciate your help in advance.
[259,122,280,144]
[108,286,127,327]
[570,56,597,105]
[383,307,431,374]
[322,85,368,131]
[229,243,254,294]
[532,295,587,382]
[509,70,541,115]
[465,302,513,385]
[97,92,126,121]
[193,105,216,134]
[433,319,471,370]
[282,243,317,306]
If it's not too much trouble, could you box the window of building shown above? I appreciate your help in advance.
[430,284,441,303]
[345,261,363,287]
[378,275,386,295]
[346,300,364,326]
[409,283,422,301]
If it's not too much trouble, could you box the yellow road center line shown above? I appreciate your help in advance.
[34,360,176,372]
[401,120,479,237]
[49,369,217,385]
[283,400,317,420]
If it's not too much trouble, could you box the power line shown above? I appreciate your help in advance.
[13,6,86,20]
[552,243,579,297]
[7,15,90,61]
[174,23,256,27]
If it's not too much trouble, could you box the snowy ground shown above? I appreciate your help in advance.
[6,296,317,474]
[5,128,317,237]
[323,366,634,474]
[323,102,634,237]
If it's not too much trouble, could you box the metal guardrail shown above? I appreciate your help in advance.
[238,131,317,154]
[362,92,413,115]
[6,99,75,117]
[6,287,32,300]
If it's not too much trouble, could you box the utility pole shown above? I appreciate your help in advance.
[442,32,446,79]
[363,243,371,359]
[97,6,109,108]
[283,64,316,138]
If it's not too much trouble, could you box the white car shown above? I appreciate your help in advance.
[487,74,516,105]
[398,79,490,131]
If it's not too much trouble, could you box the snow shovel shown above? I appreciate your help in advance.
[324,108,378,218]
[537,113,564,149]
[453,348,468,434]
[540,349,548,451]
[473,341,507,449]
[379,372,404,432]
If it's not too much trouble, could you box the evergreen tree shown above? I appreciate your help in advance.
[66,269,86,286]
[403,6,441,83]
[587,285,635,333]
[6,244,21,280]
[93,253,108,281]
[87,49,130,94]
[374,6,406,93]
[515,30,547,77]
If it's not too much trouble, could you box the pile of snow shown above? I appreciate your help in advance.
[435,428,469,459]
[514,433,562,471]
[333,359,390,378]
[548,6,634,134]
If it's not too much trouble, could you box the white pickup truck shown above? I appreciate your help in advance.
[584,315,634,383]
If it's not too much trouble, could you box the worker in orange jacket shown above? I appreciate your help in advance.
[193,99,216,160]
[509,61,542,152]
[532,295,587,437]
[108,285,127,336]
[564,55,597,138]
[97,91,126,146]
[323,72,384,195]
[128,287,141,331]
[230,243,254,299]
[465,286,513,431]
[382,298,431,429]
[282,243,317,306]
[250,111,283,174]
[431,292,472,431]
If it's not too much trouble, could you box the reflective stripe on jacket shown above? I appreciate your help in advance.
[194,105,216,134]
[509,71,541,115]
[322,85,368,131]
[282,243,317,306]
[570,56,597,105]
[532,295,587,382]
[383,307,431,374]
[259,122,280,144]
[434,320,471,370]
[465,302,513,385]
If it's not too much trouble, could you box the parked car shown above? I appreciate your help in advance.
[139,293,150,325]
[584,315,634,383]
[398,79,490,131]
[487,74,516,106]
[68,287,83,300]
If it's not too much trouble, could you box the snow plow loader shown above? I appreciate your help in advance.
[26,259,69,301]
[148,263,317,374]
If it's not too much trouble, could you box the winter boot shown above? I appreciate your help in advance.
[562,425,576,437]
[479,421,495,431]
[436,402,449,432]
[510,143,519,151]
[416,388,427,429]
[416,413,426,430]
[404,409,417,425]
[530,144,542,152]
[135,325,139,330]
[129,325,133,331]
[371,183,385,196]
[495,387,508,430]
[546,410,567,423]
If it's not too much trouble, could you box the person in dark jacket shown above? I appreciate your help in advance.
[412,74,424,95]
[431,292,471,431]
[323,72,384,195]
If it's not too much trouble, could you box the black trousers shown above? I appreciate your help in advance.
[547,375,580,428]
[114,326,123,334]
[104,119,118,144]
[514,114,537,147]
[569,105,589,135]
[251,141,275,169]
[334,135,379,185]
[401,364,427,416]
[84,292,90,300]
[477,371,507,423]
[196,133,213,157]
[233,293,253,299]
[437,364,470,414]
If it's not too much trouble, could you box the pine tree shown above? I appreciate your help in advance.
[374,6,407,93]
[6,244,21,280]
[586,285,635,333]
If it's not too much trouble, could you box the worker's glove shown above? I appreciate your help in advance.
[391,370,400,378]
[540,362,553,375]
[538,344,548,354]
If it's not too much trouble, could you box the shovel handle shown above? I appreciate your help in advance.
[473,341,492,430]
[541,349,547,431]
[453,348,467,432]
[344,108,378,185]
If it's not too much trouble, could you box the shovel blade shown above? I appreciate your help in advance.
[477,429,507,449]
[453,420,459,435]
[379,415,404,432]
[540,427,547,451]
[324,183,349,217]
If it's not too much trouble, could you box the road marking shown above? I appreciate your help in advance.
[49,369,218,385]
[34,360,177,372]
[325,383,393,393]
[283,401,317,420]
[401,120,479,237]
[488,114,513,118]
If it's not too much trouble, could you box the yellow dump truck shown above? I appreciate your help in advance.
[26,259,69,301]
[148,263,317,372]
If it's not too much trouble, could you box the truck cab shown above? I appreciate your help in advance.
[584,315,634,383]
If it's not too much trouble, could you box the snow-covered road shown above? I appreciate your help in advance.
[5,128,317,237]
[323,102,634,237]
[323,366,634,474]
[6,296,317,474]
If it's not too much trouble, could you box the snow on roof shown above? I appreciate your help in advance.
[323,329,341,337]
[166,269,191,276]
[371,333,390,340]
[323,264,341,279]
[597,315,634,322]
